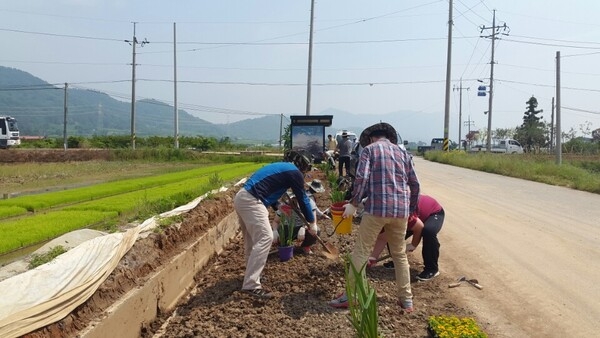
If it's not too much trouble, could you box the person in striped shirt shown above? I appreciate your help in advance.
[329,122,420,313]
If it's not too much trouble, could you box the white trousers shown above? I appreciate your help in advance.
[233,189,273,290]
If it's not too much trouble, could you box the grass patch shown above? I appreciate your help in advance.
[424,151,600,194]
[28,245,68,269]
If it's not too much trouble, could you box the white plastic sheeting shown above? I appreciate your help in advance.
[0,184,235,338]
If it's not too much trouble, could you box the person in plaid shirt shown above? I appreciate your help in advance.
[328,122,420,313]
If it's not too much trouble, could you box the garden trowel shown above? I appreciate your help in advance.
[281,194,339,259]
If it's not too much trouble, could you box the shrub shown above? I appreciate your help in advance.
[428,315,487,338]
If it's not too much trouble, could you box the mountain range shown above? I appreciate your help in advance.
[0,66,440,144]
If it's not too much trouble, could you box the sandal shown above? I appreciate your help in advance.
[242,288,273,299]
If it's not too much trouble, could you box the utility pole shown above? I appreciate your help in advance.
[480,10,509,151]
[97,103,103,133]
[173,22,179,149]
[453,78,469,147]
[63,83,68,151]
[550,97,555,151]
[279,114,284,149]
[442,0,453,151]
[555,51,562,165]
[464,116,475,134]
[464,115,475,149]
[125,22,149,150]
[305,0,315,116]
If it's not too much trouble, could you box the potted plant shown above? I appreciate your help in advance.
[329,186,352,235]
[277,205,295,262]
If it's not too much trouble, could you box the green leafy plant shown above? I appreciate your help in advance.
[330,188,347,203]
[345,255,379,338]
[326,171,338,187]
[428,315,487,338]
[28,245,68,269]
[277,205,295,247]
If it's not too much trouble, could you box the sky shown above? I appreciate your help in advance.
[1,0,600,143]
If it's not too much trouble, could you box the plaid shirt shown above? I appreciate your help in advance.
[350,138,420,218]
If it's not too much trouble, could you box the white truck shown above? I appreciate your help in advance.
[470,139,524,154]
[0,116,20,149]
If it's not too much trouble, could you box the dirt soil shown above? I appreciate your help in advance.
[21,169,481,338]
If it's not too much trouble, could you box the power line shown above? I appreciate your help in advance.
[0,27,124,42]
[0,59,128,66]
[497,78,600,93]
[561,106,600,115]
[503,38,600,50]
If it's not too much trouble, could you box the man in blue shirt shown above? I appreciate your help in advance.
[233,150,317,299]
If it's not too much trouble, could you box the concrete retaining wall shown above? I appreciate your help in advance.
[79,212,240,338]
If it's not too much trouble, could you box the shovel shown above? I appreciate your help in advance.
[448,276,466,288]
[281,194,339,259]
[466,278,483,290]
[448,276,483,290]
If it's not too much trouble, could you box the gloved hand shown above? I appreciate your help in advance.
[309,222,319,234]
[297,227,306,241]
[272,229,279,244]
[342,203,357,218]
[406,243,416,252]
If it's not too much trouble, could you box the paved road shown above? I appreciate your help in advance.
[413,157,600,337]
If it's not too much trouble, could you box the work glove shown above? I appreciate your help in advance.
[309,222,319,234]
[272,229,279,245]
[406,243,416,252]
[342,203,357,218]
[297,227,306,241]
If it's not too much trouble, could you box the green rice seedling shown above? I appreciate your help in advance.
[28,245,68,269]
[0,211,118,254]
[0,206,28,218]
[345,255,379,338]
[0,163,255,214]
[0,163,263,255]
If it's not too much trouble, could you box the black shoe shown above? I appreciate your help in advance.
[383,261,395,269]
[416,270,440,281]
